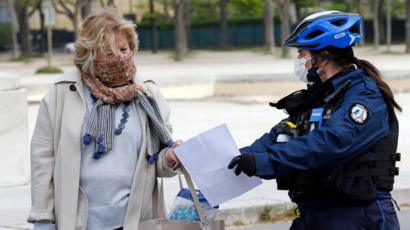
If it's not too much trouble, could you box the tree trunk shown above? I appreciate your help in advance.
[407,0,410,52]
[182,0,190,54]
[81,0,94,19]
[72,9,80,40]
[7,0,19,59]
[149,0,157,53]
[107,0,115,6]
[173,0,187,61]
[276,0,290,58]
[38,3,46,54]
[16,3,32,56]
[379,1,386,44]
[281,2,290,58]
[264,0,275,54]
[346,0,354,12]
[128,0,133,14]
[219,0,228,48]
[55,0,83,40]
[356,0,366,45]
[162,0,171,19]
[386,0,392,51]
[373,0,380,50]
[294,0,301,21]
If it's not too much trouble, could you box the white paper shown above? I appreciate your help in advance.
[174,124,262,206]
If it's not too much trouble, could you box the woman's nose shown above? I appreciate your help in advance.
[119,53,128,60]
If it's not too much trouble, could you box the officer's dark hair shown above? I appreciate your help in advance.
[311,46,402,112]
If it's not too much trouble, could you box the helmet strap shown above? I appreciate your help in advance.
[307,66,321,83]
[306,57,322,83]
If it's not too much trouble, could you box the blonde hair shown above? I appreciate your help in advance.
[74,7,138,75]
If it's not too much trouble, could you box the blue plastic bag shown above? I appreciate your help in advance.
[168,188,219,222]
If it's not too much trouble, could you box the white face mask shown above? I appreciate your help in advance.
[293,58,310,84]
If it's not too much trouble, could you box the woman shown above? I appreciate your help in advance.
[228,11,401,229]
[28,7,180,230]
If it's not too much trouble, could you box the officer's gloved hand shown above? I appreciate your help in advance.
[228,154,256,177]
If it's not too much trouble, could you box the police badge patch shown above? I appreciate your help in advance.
[349,104,368,124]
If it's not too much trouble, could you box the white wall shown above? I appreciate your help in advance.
[0,72,29,187]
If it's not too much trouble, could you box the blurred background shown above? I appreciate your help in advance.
[1,0,410,229]
[0,0,410,59]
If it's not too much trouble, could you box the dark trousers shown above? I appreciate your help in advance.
[290,199,400,230]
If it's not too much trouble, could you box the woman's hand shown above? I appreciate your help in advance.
[164,139,183,170]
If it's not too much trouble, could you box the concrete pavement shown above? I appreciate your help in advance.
[6,46,410,102]
[230,208,410,230]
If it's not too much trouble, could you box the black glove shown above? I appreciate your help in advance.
[228,154,256,177]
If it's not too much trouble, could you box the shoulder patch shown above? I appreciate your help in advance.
[349,103,368,124]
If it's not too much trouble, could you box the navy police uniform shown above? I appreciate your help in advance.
[239,68,400,230]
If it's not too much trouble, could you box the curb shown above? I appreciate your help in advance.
[218,201,295,226]
[218,188,410,226]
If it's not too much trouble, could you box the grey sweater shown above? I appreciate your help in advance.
[80,87,142,230]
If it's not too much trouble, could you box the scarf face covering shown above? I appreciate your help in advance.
[81,55,173,160]
[82,54,140,105]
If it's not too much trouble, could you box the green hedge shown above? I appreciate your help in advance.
[136,16,279,30]
[0,22,11,50]
[36,66,63,74]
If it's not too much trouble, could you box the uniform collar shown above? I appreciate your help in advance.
[329,68,365,90]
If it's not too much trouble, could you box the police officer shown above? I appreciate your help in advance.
[228,11,402,230]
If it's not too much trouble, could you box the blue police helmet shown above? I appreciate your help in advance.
[284,11,363,50]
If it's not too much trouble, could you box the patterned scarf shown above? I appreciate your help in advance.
[81,57,173,161]
[82,55,141,105]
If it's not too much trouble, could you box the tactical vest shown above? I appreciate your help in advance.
[272,80,400,203]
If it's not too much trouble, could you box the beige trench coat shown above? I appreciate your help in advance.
[27,69,176,230]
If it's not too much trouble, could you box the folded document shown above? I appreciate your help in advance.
[174,124,262,207]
